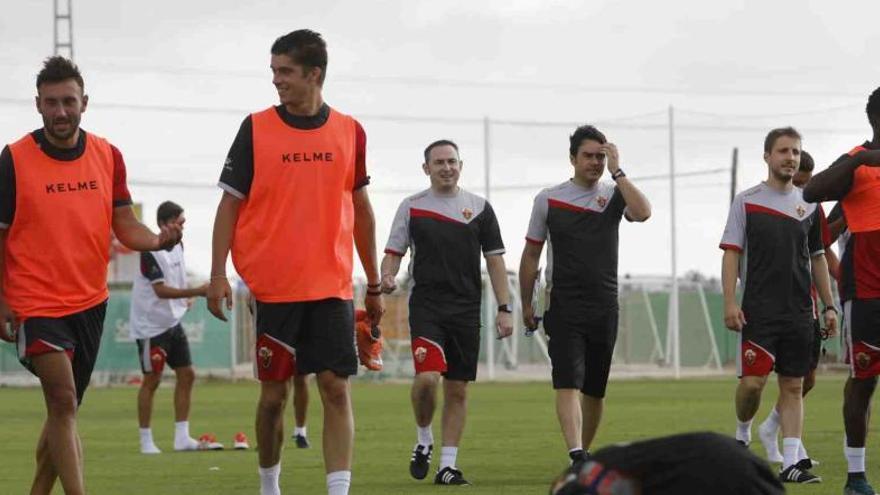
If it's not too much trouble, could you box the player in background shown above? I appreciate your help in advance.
[381,139,513,485]
[130,201,215,454]
[720,127,837,484]
[0,56,181,495]
[756,150,836,466]
[519,125,651,464]
[207,30,383,495]
[290,374,311,448]
[803,86,880,495]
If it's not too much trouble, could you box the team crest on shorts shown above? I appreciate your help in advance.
[596,196,607,208]
[796,205,806,218]
[744,349,757,366]
[856,352,872,370]
[151,353,163,362]
[414,346,427,363]
[258,346,273,369]
[461,208,473,220]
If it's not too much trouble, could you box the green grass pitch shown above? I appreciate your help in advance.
[0,375,868,494]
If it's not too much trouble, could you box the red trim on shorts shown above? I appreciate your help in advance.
[851,341,880,379]
[740,340,774,377]
[25,339,73,361]
[525,237,544,245]
[411,336,447,374]
[384,248,405,256]
[255,334,297,381]
[147,346,167,375]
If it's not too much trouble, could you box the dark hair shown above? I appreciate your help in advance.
[157,201,183,225]
[36,56,84,91]
[271,29,328,84]
[763,127,801,153]
[799,150,814,173]
[423,139,459,163]
[569,125,607,156]
[867,87,880,126]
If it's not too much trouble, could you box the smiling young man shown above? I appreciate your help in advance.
[518,125,651,465]
[720,127,837,484]
[802,87,880,495]
[380,140,513,486]
[0,56,181,495]
[756,150,836,467]
[207,30,383,495]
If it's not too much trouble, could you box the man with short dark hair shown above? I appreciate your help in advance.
[381,139,513,486]
[519,124,651,465]
[130,201,213,454]
[207,29,382,495]
[803,87,880,495]
[756,149,836,467]
[721,127,836,484]
[0,56,181,495]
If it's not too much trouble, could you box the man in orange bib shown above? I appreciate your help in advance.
[804,87,880,495]
[207,30,383,495]
[0,56,182,495]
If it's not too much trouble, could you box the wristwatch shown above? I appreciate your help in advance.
[611,169,626,181]
[497,304,512,313]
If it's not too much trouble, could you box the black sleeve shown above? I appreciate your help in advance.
[802,153,856,203]
[0,146,15,228]
[808,208,825,256]
[218,116,254,198]
[479,202,505,255]
[139,252,164,282]
[827,202,844,223]
[610,185,628,220]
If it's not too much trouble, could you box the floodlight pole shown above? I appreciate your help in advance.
[483,116,496,380]
[667,106,681,379]
[54,0,74,60]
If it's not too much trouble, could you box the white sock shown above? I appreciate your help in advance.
[417,425,433,447]
[760,408,780,434]
[295,426,307,437]
[735,419,753,443]
[440,446,458,470]
[259,463,281,495]
[139,427,154,445]
[782,437,801,469]
[846,447,866,473]
[798,442,809,461]
[174,420,190,441]
[326,470,351,495]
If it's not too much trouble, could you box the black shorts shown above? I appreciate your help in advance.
[408,303,481,382]
[136,323,192,374]
[16,300,108,405]
[253,298,356,381]
[738,318,813,378]
[844,298,880,379]
[543,299,618,398]
[809,319,822,371]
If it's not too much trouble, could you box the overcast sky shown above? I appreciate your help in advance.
[1,0,878,280]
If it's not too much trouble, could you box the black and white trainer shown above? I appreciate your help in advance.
[434,466,470,485]
[410,444,433,480]
[779,463,821,484]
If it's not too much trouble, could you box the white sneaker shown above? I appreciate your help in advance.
[197,433,224,450]
[174,437,200,451]
[140,443,162,454]
[758,422,783,463]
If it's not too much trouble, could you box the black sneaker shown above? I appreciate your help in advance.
[434,466,470,485]
[410,444,432,480]
[293,434,310,449]
[779,464,821,484]
[568,449,590,466]
[844,473,876,495]
[794,458,814,470]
